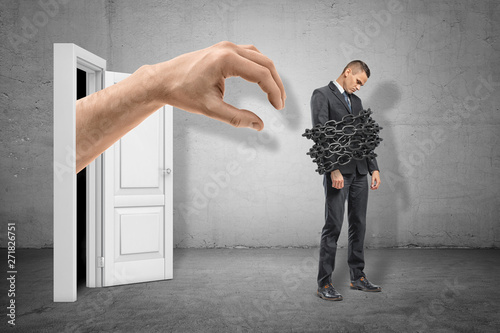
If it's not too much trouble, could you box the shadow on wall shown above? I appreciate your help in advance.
[176,76,303,149]
[363,80,405,284]
[274,76,303,131]
[171,74,303,248]
[369,79,409,206]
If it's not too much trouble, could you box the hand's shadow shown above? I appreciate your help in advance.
[273,76,303,131]
[172,76,296,246]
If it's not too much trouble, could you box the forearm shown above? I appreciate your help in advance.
[368,156,379,174]
[75,65,165,172]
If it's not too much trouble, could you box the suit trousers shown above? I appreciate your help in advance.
[317,170,368,287]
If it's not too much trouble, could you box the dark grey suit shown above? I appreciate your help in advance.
[310,81,379,286]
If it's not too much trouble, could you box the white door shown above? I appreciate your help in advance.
[54,44,173,301]
[102,72,173,286]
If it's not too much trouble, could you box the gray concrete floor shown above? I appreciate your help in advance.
[1,248,499,332]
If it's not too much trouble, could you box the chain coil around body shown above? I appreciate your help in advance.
[302,108,383,175]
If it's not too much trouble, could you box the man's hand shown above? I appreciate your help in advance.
[331,169,344,189]
[370,170,381,190]
[76,41,287,173]
[151,41,286,131]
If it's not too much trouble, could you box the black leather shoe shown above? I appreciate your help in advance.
[350,276,381,292]
[317,283,343,301]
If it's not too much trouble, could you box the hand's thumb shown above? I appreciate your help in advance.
[217,101,264,131]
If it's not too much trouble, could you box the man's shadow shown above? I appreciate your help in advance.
[362,80,409,284]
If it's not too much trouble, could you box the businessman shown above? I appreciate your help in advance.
[310,60,381,301]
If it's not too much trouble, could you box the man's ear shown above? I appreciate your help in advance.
[344,68,351,77]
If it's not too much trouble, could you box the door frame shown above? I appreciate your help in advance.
[53,43,106,301]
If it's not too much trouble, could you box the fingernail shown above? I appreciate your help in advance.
[251,122,261,130]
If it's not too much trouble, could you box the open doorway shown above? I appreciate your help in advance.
[76,68,87,287]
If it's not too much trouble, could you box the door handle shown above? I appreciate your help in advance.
[163,168,172,175]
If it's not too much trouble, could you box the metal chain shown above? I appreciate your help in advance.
[302,108,383,175]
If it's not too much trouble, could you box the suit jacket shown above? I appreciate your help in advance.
[310,81,379,175]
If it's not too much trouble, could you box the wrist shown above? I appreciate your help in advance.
[139,63,173,107]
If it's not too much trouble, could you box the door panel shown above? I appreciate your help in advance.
[119,209,162,255]
[110,207,166,284]
[103,71,173,287]
[120,112,161,188]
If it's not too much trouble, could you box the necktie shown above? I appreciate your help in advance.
[342,92,351,112]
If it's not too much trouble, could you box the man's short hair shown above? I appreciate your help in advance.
[342,60,370,78]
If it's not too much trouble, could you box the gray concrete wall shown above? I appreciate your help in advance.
[1,0,110,247]
[1,0,499,248]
